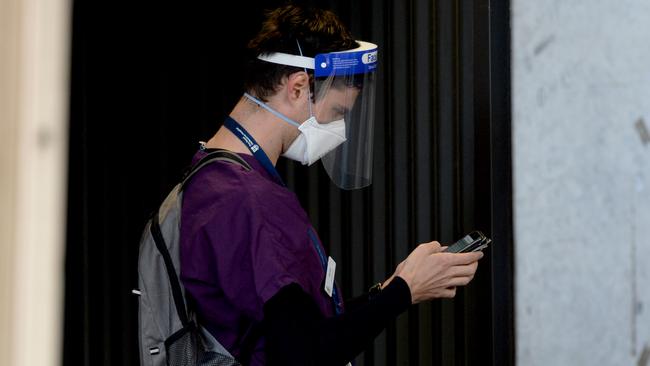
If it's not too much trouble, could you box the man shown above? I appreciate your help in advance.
[179,4,483,365]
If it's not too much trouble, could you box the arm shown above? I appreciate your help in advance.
[264,277,411,366]
[264,241,484,365]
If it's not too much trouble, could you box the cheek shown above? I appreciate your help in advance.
[317,111,340,123]
[313,102,333,121]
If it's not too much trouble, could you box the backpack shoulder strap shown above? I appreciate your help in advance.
[149,210,190,326]
[148,149,251,326]
[180,149,252,191]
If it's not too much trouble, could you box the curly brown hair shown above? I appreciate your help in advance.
[243,4,358,101]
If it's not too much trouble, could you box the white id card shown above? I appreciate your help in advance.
[324,256,336,297]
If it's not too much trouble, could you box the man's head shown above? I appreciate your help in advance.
[238,4,378,189]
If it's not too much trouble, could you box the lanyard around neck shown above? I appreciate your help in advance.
[223,116,286,186]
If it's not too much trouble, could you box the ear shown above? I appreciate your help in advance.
[286,71,310,103]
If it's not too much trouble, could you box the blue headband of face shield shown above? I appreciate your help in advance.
[257,40,378,77]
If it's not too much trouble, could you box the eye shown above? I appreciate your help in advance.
[334,107,348,116]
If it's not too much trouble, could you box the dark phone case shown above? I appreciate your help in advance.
[445,231,491,253]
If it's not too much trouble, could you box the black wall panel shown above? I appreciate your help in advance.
[64,1,512,365]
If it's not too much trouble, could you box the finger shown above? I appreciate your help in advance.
[429,245,445,254]
[429,241,442,249]
[447,275,474,287]
[420,241,442,253]
[441,287,457,298]
[448,251,484,265]
[449,262,479,278]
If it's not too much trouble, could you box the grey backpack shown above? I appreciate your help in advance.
[135,149,252,366]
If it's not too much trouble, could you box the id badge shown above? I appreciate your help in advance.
[324,257,336,297]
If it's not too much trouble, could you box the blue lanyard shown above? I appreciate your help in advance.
[223,116,285,186]
[307,228,343,315]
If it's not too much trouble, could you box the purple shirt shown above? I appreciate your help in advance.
[179,150,339,365]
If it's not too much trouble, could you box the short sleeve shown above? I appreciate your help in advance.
[194,196,316,320]
[250,220,306,304]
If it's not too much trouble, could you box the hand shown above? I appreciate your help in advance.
[385,241,483,304]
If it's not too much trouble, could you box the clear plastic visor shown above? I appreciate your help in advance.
[313,41,377,190]
[314,71,376,189]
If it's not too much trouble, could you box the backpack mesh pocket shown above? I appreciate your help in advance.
[165,324,241,366]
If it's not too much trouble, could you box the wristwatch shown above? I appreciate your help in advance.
[368,282,383,300]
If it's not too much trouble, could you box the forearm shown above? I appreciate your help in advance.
[264,277,411,366]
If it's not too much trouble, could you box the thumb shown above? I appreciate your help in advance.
[425,241,443,253]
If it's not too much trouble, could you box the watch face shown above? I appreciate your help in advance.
[369,283,382,299]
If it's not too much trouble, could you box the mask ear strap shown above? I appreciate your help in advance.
[295,39,314,118]
[243,92,301,128]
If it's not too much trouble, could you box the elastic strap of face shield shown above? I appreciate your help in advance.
[294,40,314,117]
[256,53,314,69]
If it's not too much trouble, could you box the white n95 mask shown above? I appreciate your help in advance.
[283,117,346,166]
[242,92,347,166]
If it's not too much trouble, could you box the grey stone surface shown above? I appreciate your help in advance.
[512,1,650,365]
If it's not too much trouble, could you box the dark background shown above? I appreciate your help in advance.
[64,1,513,365]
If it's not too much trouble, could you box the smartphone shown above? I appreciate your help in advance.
[444,230,491,253]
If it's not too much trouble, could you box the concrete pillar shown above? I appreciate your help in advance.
[0,0,71,364]
[512,1,650,365]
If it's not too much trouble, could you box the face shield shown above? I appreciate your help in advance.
[258,41,378,190]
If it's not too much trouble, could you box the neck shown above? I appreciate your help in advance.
[204,96,295,165]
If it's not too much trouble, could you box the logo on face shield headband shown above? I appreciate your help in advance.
[362,51,377,64]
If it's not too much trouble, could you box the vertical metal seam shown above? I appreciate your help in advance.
[487,0,515,364]
[407,0,420,364]
[426,3,437,364]
[384,0,397,364]
[431,0,442,364]
[451,1,468,365]
[453,0,462,242]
